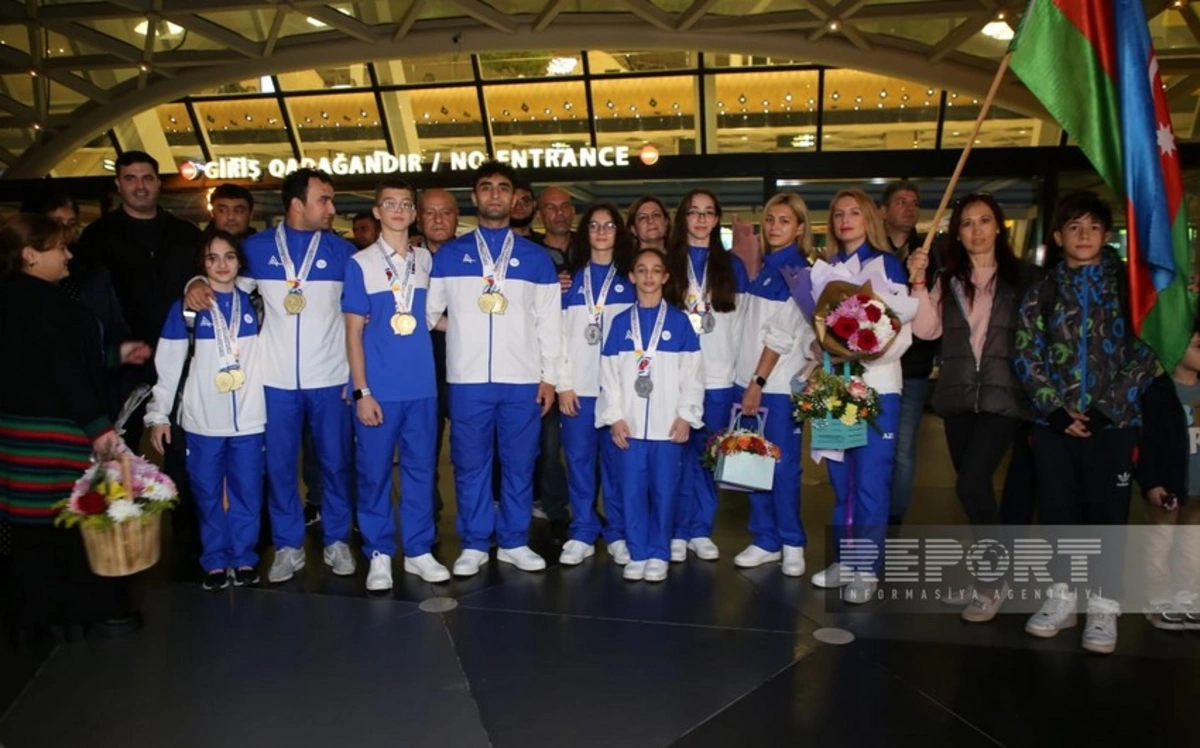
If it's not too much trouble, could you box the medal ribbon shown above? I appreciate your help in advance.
[630,300,668,380]
[209,291,242,371]
[274,223,322,294]
[378,240,417,315]
[473,229,516,294]
[583,262,617,326]
[685,253,710,314]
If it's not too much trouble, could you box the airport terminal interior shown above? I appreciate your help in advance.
[3,1,1200,746]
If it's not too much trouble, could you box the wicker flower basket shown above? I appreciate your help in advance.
[79,514,163,577]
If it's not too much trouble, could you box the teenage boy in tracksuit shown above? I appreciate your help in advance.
[1014,191,1157,655]
[425,160,562,577]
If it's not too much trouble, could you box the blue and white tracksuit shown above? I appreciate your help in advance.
[598,304,705,562]
[343,242,438,560]
[559,263,635,545]
[733,244,816,552]
[243,225,355,550]
[825,244,913,575]
[426,227,562,552]
[145,292,266,572]
[677,248,750,542]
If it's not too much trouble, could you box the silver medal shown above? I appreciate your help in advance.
[634,377,654,398]
[584,323,602,346]
[701,312,716,334]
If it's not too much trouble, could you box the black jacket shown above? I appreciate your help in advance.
[1137,374,1192,505]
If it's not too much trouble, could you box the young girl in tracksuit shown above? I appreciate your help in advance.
[598,248,705,583]
[557,203,636,567]
[666,189,749,564]
[811,189,912,602]
[146,231,265,591]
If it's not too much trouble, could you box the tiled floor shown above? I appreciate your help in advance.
[2,416,1197,747]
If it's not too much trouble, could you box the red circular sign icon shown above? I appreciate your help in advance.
[179,161,201,180]
[639,144,660,166]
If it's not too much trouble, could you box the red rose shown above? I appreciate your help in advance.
[856,294,871,304]
[857,329,878,351]
[832,316,858,339]
[864,304,882,322]
[78,491,107,515]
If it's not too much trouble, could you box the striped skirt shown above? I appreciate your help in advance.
[0,413,93,526]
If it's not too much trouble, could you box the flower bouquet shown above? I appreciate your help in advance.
[702,407,783,492]
[54,442,178,577]
[792,364,881,451]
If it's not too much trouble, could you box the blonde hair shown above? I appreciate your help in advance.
[760,192,814,259]
[824,188,888,259]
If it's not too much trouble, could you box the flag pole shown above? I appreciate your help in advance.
[919,51,1013,253]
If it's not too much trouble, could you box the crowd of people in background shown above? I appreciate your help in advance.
[1,149,1197,657]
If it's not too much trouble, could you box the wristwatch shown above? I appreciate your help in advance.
[352,388,372,401]
[752,375,768,388]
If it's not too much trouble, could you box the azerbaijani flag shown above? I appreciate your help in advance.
[1010,0,1194,369]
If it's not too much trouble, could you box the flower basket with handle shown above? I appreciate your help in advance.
[706,405,782,493]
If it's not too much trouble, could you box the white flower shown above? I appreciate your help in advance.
[106,499,143,523]
[142,481,175,502]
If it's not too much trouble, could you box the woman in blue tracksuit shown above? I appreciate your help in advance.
[665,189,749,563]
[557,203,636,567]
[810,189,912,603]
[146,231,265,591]
[598,247,705,583]
[733,193,816,577]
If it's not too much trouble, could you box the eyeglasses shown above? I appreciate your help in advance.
[635,211,665,223]
[378,199,415,212]
[686,209,718,221]
[588,221,617,233]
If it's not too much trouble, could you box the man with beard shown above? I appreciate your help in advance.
[207,184,255,239]
[509,181,540,242]
[351,212,381,250]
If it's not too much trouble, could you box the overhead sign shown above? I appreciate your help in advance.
[179,145,652,182]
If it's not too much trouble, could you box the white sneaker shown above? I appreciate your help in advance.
[811,562,849,589]
[607,539,631,566]
[842,573,878,604]
[623,560,646,581]
[497,545,546,572]
[404,553,451,583]
[734,545,781,568]
[452,549,489,577]
[1025,583,1078,638]
[781,546,806,577]
[366,552,393,591]
[644,559,668,582]
[687,537,719,561]
[558,540,595,566]
[670,539,687,562]
[1082,596,1119,654]
[267,546,305,583]
[323,541,356,576]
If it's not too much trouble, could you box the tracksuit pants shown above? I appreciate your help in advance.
[355,397,438,559]
[620,439,685,562]
[185,432,265,572]
[265,385,353,549]
[826,393,901,574]
[449,383,541,551]
[677,387,736,540]
[560,395,624,544]
[733,387,806,551]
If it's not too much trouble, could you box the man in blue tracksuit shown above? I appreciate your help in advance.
[426,161,562,577]
[187,168,356,584]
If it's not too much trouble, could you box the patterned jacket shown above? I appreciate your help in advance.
[1013,248,1157,429]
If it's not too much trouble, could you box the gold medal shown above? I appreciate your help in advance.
[478,293,497,314]
[229,368,246,390]
[215,370,235,393]
[284,292,306,315]
[391,312,417,336]
[493,292,508,315]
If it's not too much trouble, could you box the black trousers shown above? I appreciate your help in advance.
[1000,421,1037,525]
[6,524,128,629]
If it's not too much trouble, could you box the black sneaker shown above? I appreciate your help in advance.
[232,566,260,587]
[304,504,322,526]
[202,569,230,591]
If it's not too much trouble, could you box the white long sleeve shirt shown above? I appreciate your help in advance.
[596,303,705,440]
[685,247,750,390]
[734,245,816,395]
[559,262,636,397]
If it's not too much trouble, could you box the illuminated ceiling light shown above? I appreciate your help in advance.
[807,98,815,105]
[546,56,578,76]
[28,69,37,77]
[304,116,312,123]
[981,21,1014,41]
[320,111,329,119]
[564,102,573,110]
[926,88,935,96]
[605,100,614,109]
[953,131,961,136]
[268,118,278,125]
[32,123,40,130]
[879,90,887,98]
[853,105,860,111]
[306,17,327,28]
[544,107,552,114]
[502,109,510,116]
[738,94,747,104]
[784,93,793,101]
[924,100,931,106]
[972,98,979,105]
[902,94,910,102]
[423,112,430,119]
[244,114,253,121]
[139,64,148,72]
[717,101,725,108]
[830,91,840,100]
[134,20,184,36]
[168,116,177,123]
[827,19,840,31]
[672,102,680,109]
[877,103,883,108]
[629,104,637,111]
[950,92,958,99]
[360,109,368,117]
[899,104,906,109]
[854,96,862,103]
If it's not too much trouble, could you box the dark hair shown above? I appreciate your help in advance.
[632,246,668,269]
[352,212,379,225]
[373,179,416,205]
[281,168,333,212]
[198,230,248,275]
[941,194,1022,307]
[20,190,79,217]
[512,177,534,195]
[115,150,159,174]
[211,183,254,212]
[0,213,67,278]
[472,159,517,191]
[1052,191,1112,233]
[567,203,635,276]
[881,180,919,206]
[665,189,736,312]
[625,195,671,248]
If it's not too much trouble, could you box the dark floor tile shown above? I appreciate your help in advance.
[445,606,803,748]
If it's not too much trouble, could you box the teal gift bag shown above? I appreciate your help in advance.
[714,405,777,493]
[808,354,868,451]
